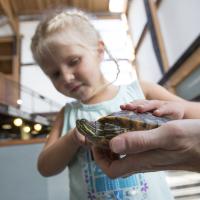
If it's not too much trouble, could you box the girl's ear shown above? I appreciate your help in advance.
[97,41,105,60]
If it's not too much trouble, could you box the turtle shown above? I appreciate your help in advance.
[76,110,170,148]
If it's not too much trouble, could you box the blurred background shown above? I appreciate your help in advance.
[0,0,199,199]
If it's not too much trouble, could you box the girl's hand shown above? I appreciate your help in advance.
[72,128,92,148]
[120,99,185,119]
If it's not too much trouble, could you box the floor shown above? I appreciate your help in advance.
[166,171,200,200]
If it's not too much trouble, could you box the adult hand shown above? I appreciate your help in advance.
[92,119,200,178]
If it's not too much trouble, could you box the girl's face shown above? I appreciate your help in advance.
[41,42,105,102]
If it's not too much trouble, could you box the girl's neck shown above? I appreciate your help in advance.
[82,82,119,105]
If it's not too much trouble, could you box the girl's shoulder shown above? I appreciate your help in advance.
[63,100,80,110]
[123,80,145,99]
[126,80,141,89]
[62,100,81,120]
[61,100,80,136]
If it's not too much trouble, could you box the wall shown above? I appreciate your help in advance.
[158,0,200,67]
[20,21,69,109]
[128,0,147,48]
[0,24,12,36]
[0,143,69,200]
[20,65,69,113]
[128,0,200,82]
[128,0,162,82]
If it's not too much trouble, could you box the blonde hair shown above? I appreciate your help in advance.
[31,10,101,66]
[31,9,120,85]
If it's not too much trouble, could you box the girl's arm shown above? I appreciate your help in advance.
[37,107,80,177]
[140,81,200,119]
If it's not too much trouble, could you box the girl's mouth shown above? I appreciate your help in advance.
[70,84,82,93]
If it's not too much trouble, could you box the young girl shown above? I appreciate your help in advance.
[30,10,183,200]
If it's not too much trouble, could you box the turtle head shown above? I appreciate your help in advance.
[76,119,97,138]
[76,118,126,148]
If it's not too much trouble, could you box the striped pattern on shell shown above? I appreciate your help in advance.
[76,110,170,148]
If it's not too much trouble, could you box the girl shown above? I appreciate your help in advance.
[30,10,182,199]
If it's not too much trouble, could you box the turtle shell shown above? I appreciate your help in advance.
[76,110,170,148]
[98,110,169,131]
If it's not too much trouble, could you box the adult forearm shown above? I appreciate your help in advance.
[38,130,80,176]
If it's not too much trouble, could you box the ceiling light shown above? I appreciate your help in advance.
[22,126,31,133]
[2,124,12,130]
[17,99,23,105]
[34,124,42,132]
[31,130,39,135]
[13,118,23,127]
[109,0,127,13]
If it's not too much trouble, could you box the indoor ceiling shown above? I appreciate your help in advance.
[0,0,127,35]
[0,112,51,140]
[0,0,109,16]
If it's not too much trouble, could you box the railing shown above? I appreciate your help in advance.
[0,73,62,114]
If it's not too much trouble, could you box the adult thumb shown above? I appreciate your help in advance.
[110,128,161,154]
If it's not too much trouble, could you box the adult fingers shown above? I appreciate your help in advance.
[95,149,183,178]
[110,121,189,154]
[109,128,162,154]
[92,147,113,170]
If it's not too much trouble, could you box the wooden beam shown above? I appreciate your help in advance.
[37,0,44,10]
[133,0,162,62]
[162,47,200,94]
[135,24,148,54]
[156,0,162,7]
[168,48,200,87]
[0,0,19,34]
[147,0,169,72]
[159,35,200,85]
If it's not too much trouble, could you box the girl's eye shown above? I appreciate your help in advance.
[51,71,60,80]
[68,57,81,67]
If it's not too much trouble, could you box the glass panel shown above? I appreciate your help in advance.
[176,65,200,100]
[101,60,137,85]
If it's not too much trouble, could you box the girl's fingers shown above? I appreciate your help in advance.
[74,129,92,147]
[153,107,173,117]
[135,100,163,112]
[120,104,138,111]
[85,138,93,147]
[121,100,165,113]
[120,100,150,111]
[153,104,184,119]
[121,100,184,119]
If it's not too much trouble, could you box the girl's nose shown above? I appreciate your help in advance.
[60,67,75,83]
[61,72,75,83]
